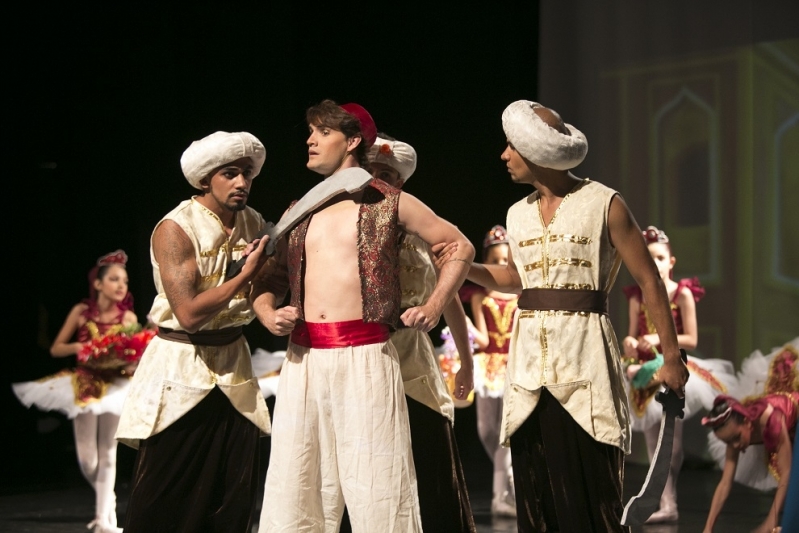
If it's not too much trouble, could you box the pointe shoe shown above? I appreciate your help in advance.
[645,507,679,523]
[491,491,517,518]
[88,517,123,533]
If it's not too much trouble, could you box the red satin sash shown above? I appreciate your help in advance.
[290,319,390,349]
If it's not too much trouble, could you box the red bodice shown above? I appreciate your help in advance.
[622,277,705,361]
[481,295,518,355]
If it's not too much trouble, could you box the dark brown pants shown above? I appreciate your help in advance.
[510,388,630,533]
[341,396,476,533]
[123,387,261,533]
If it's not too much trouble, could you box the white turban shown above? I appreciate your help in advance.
[501,101,587,170]
[367,136,418,183]
[180,131,266,189]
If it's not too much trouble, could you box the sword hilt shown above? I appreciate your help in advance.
[224,222,276,281]
[655,349,688,419]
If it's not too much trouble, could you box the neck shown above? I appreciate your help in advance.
[95,296,116,313]
[531,169,582,200]
[194,194,237,229]
[323,153,360,178]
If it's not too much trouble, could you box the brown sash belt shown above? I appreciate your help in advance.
[518,288,607,315]
[157,326,244,346]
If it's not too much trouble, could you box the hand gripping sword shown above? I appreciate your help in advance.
[224,167,374,280]
[620,349,688,526]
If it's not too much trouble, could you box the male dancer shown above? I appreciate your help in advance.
[116,131,273,532]
[366,133,477,533]
[253,100,475,533]
[440,101,689,532]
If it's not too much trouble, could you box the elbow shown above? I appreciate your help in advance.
[174,314,202,334]
[459,239,476,261]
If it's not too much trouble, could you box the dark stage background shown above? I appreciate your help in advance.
[7,2,539,487]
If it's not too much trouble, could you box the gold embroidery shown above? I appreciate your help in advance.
[402,289,417,297]
[540,314,548,384]
[231,244,247,252]
[519,237,544,247]
[84,321,125,340]
[524,258,592,271]
[550,258,592,268]
[401,265,418,273]
[402,242,417,251]
[519,234,591,247]
[202,272,222,283]
[200,246,223,258]
[518,310,591,319]
[482,297,518,349]
[545,283,594,290]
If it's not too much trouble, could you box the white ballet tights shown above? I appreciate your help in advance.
[476,396,514,502]
[73,413,122,533]
[644,418,684,518]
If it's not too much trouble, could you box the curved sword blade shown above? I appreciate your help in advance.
[621,350,687,526]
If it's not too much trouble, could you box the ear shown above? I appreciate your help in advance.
[93,278,103,292]
[346,134,363,152]
[199,175,212,191]
[669,255,676,269]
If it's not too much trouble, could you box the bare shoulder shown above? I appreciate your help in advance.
[122,310,139,327]
[607,194,642,249]
[153,219,194,266]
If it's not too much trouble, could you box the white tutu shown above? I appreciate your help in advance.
[251,348,286,399]
[12,370,131,419]
[629,355,737,432]
[704,336,799,491]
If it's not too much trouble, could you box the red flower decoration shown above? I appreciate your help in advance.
[77,325,156,369]
[379,143,393,156]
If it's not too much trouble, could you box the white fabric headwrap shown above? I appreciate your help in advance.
[501,100,588,170]
[180,131,266,189]
[367,136,418,183]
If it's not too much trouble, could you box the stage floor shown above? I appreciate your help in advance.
[0,461,775,532]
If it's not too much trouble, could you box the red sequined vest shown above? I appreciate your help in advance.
[286,178,403,326]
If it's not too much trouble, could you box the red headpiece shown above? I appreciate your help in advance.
[701,395,755,429]
[340,103,377,149]
[643,225,669,245]
[483,225,509,250]
[97,249,128,267]
[87,249,133,311]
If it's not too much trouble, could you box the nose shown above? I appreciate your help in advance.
[307,132,316,146]
[500,146,511,161]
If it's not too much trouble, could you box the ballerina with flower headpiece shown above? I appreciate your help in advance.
[701,337,798,533]
[467,224,520,518]
[620,225,737,523]
[12,250,153,533]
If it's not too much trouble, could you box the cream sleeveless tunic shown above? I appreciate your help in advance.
[503,179,631,453]
[116,198,272,448]
[392,233,455,423]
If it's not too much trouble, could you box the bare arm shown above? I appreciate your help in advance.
[398,192,475,331]
[674,288,698,350]
[470,292,490,350]
[703,445,739,532]
[467,247,523,294]
[608,195,688,394]
[154,219,269,333]
[622,296,641,359]
[50,304,88,357]
[755,418,792,533]
[251,237,301,336]
[442,296,474,399]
